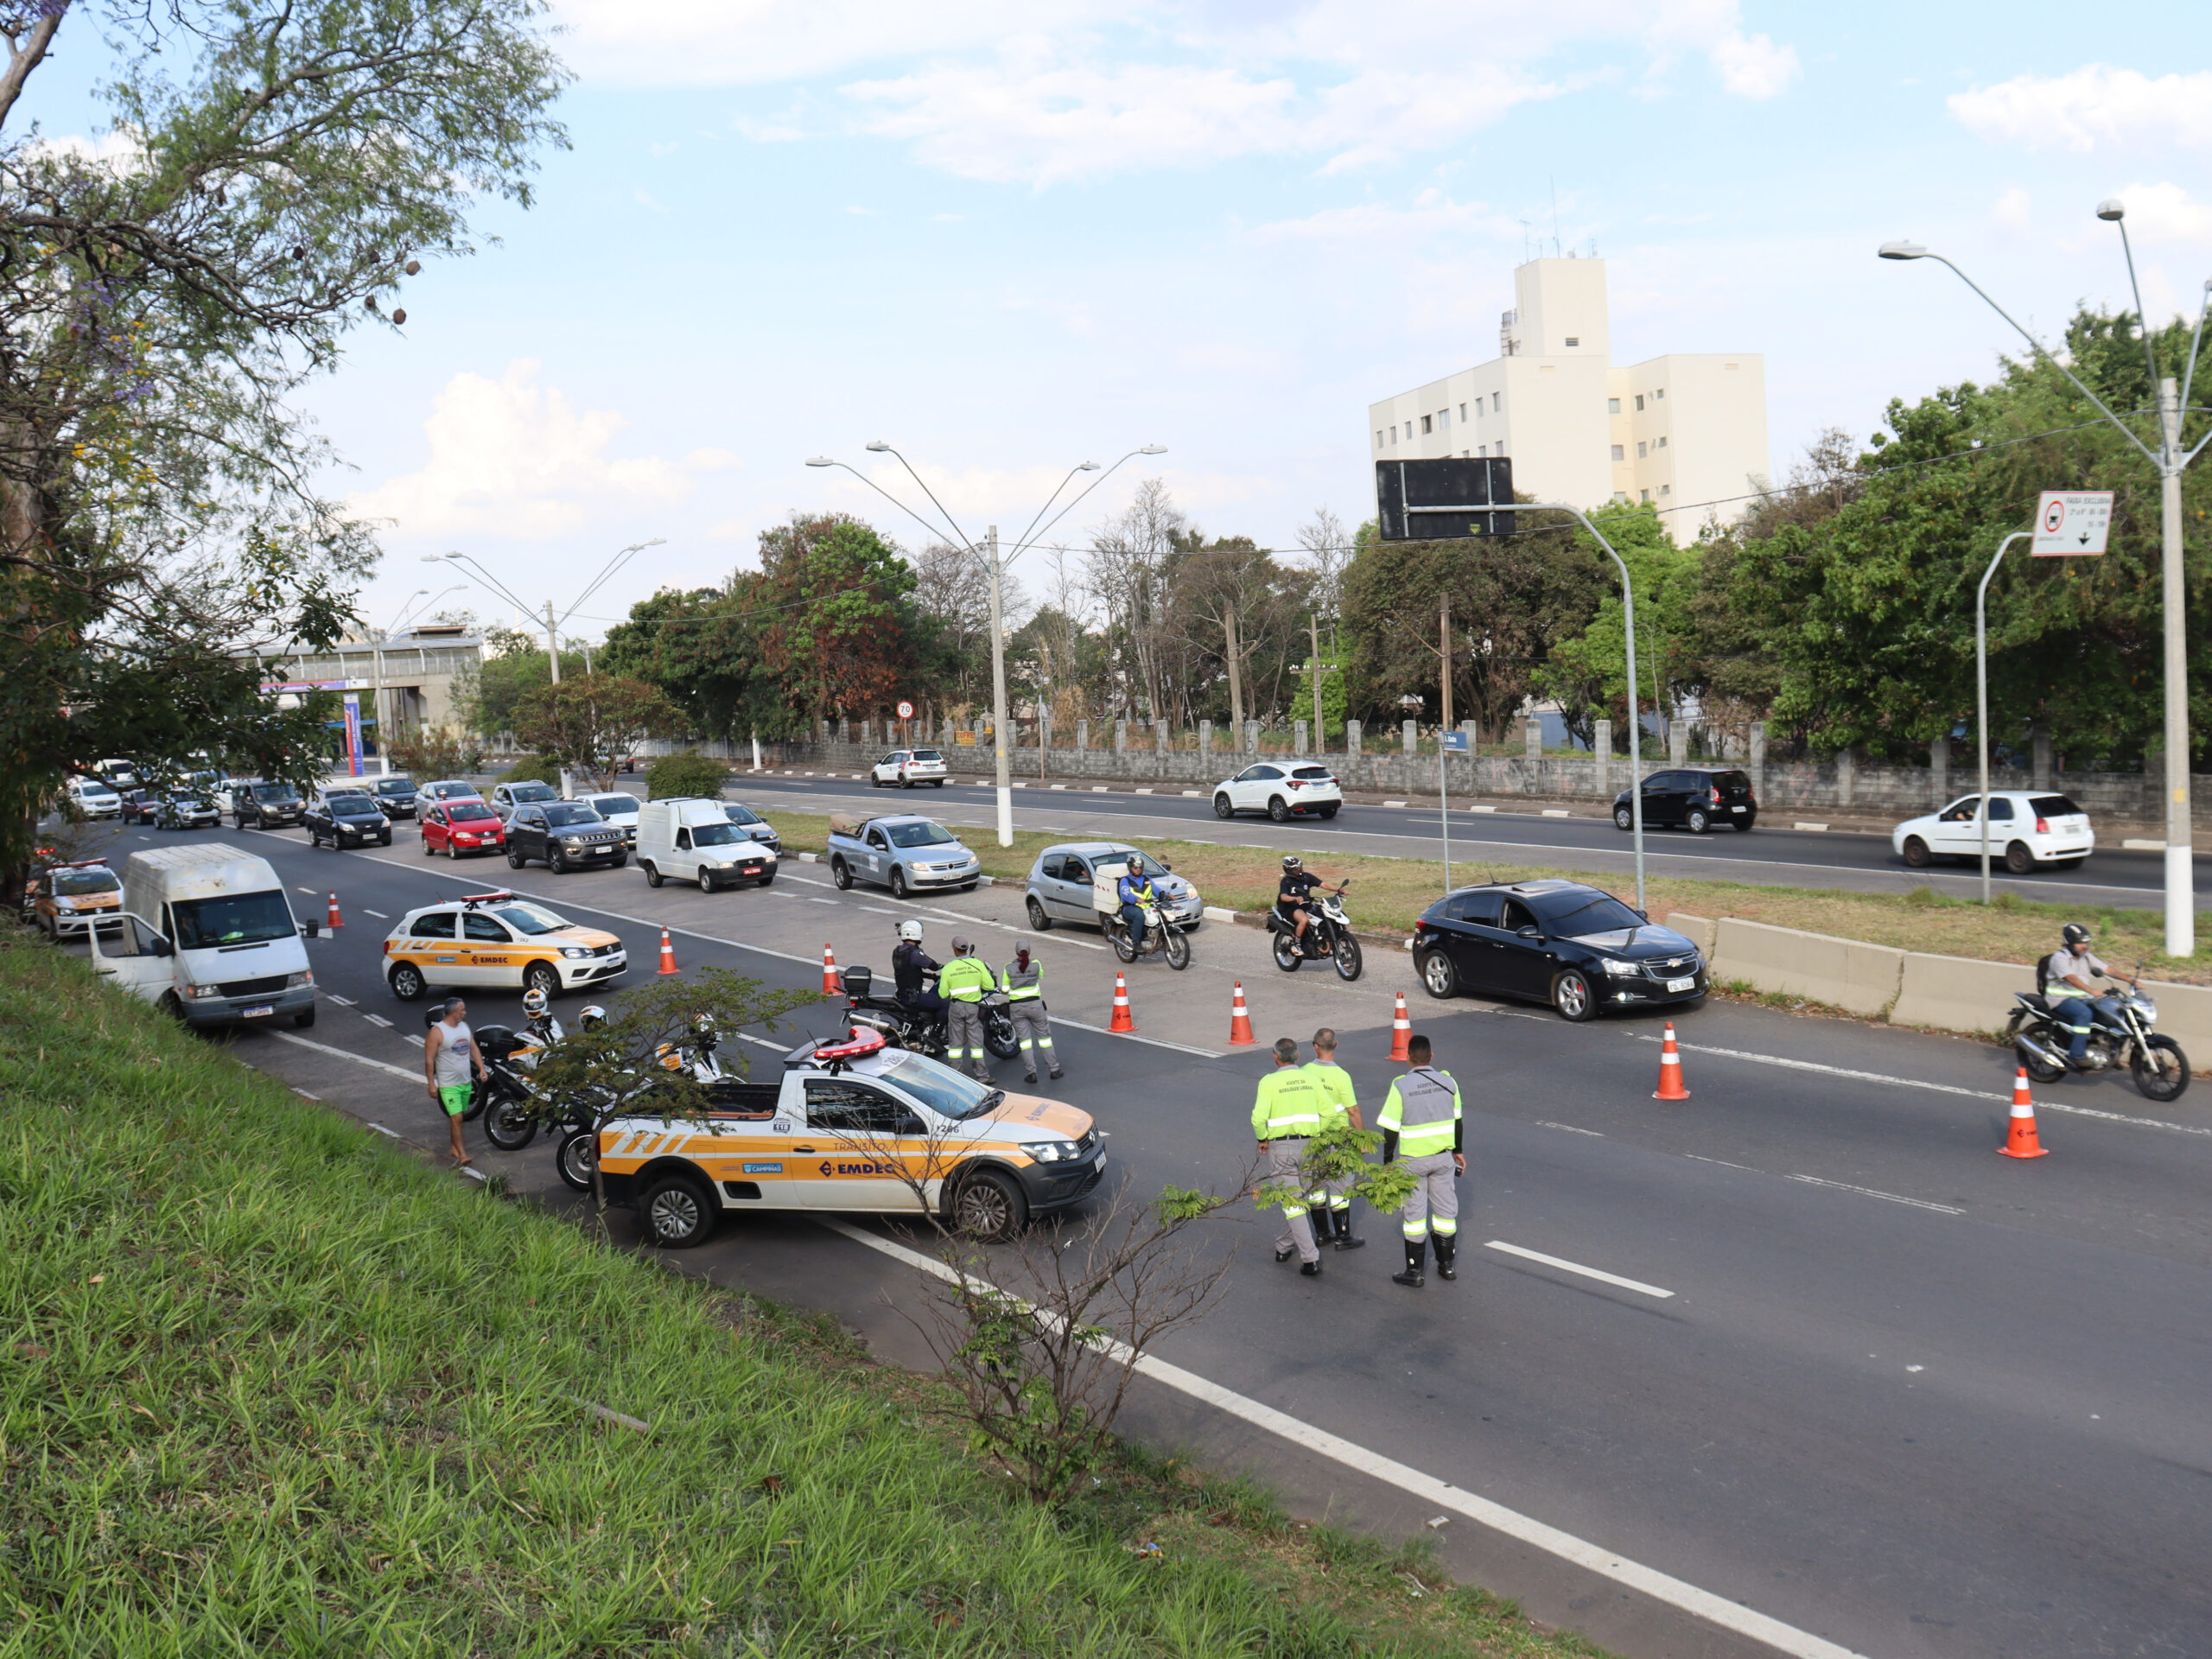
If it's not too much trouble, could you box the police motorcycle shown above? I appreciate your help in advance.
[472,989,570,1151]
[841,962,1020,1060]
[2006,963,2188,1103]
[1267,877,1363,982]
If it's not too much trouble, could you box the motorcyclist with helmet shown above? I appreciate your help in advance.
[1276,855,1332,955]
[521,985,563,1044]
[2043,922,2136,1071]
[892,918,944,1017]
[1116,862,1159,955]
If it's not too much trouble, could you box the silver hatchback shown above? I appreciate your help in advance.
[1022,842,1204,932]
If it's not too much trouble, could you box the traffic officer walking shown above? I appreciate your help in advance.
[1000,944,1061,1084]
[937,936,995,1081]
[1252,1037,1331,1277]
[1376,1033,1464,1288]
[1304,1027,1364,1250]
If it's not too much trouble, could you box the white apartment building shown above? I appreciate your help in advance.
[1368,257,1769,543]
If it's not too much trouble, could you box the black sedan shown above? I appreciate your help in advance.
[305,790,395,848]
[1413,878,1706,1021]
[505,801,627,874]
[1613,766,1757,833]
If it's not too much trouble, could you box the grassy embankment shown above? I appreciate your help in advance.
[0,925,1605,1657]
[764,809,2212,984]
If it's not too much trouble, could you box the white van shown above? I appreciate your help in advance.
[86,843,320,1028]
[635,798,779,892]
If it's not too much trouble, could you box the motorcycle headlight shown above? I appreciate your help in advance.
[1599,957,1642,976]
[2133,998,2157,1020]
[561,947,588,959]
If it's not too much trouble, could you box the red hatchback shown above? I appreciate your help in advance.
[420,799,506,858]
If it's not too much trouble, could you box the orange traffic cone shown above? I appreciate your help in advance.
[1999,1067,2049,1159]
[326,891,343,930]
[1109,973,1135,1033]
[822,942,840,997]
[1228,982,1256,1046]
[657,927,679,976]
[1652,1021,1691,1101]
[1389,993,1412,1062]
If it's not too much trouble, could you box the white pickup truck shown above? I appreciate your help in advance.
[825,813,980,899]
[596,1028,1103,1247]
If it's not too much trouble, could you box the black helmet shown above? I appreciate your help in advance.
[1281,855,1302,872]
[2062,922,2091,947]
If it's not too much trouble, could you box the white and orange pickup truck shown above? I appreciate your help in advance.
[595,1028,1104,1248]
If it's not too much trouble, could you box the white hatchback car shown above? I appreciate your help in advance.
[574,791,642,845]
[870,748,949,789]
[1893,791,2094,874]
[1211,761,1343,823]
[67,777,124,819]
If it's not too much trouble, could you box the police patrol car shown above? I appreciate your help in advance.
[380,889,627,1002]
[598,1027,1104,1248]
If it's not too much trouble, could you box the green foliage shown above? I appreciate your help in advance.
[1255,1118,1416,1216]
[1531,506,1697,751]
[646,750,731,800]
[383,723,467,784]
[495,753,563,786]
[452,629,587,740]
[508,675,679,792]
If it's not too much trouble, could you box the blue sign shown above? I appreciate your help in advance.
[1439,730,1470,753]
[341,693,365,777]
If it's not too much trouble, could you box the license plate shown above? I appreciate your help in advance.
[241,1004,275,1017]
[1731,804,1745,812]
[1665,977,1695,994]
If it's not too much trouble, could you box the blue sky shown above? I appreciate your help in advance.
[46,2,2212,638]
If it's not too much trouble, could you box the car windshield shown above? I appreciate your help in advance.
[1291,766,1333,779]
[876,1052,998,1120]
[588,795,639,815]
[448,803,497,823]
[690,822,744,846]
[912,750,944,762]
[1529,890,1646,937]
[723,804,763,826]
[171,890,296,949]
[490,902,569,935]
[251,785,298,802]
[374,779,413,795]
[542,804,603,827]
[506,783,557,802]
[53,868,118,896]
[2030,795,2083,817]
[885,821,956,848]
[78,780,117,796]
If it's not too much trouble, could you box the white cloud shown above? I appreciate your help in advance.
[1252,189,1520,244]
[1992,187,2032,228]
[1950,66,2212,154]
[350,360,706,539]
[29,129,143,173]
[2105,183,2212,247]
[1706,29,1797,99]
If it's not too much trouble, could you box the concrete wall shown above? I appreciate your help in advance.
[1708,918,1905,1018]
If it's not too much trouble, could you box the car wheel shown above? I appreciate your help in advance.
[389,963,426,1001]
[902,776,914,790]
[639,1173,717,1249]
[1734,816,1756,831]
[889,868,909,900]
[1551,968,1595,1022]
[523,962,560,1001]
[1902,836,1931,868]
[610,853,627,868]
[1319,804,1338,819]
[697,867,716,893]
[950,1169,1027,1242]
[1268,796,1290,823]
[643,861,663,888]
[931,779,944,788]
[379,833,391,847]
[1613,804,1634,830]
[422,834,435,856]
[2005,841,2034,875]
[549,848,568,874]
[755,871,774,887]
[508,847,525,868]
[1686,808,1710,835]
[293,1007,315,1029]
[830,857,852,890]
[1418,950,1459,1000]
[1213,793,1235,819]
[1027,895,1052,931]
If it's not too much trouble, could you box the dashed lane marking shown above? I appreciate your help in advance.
[362,908,389,918]
[1484,1241,1675,1300]
[1787,1174,1963,1215]
[268,1030,420,1082]
[1534,1120,1605,1137]
[362,1013,392,1028]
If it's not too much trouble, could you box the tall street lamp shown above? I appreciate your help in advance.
[424,539,665,684]
[1880,209,2212,957]
[807,443,1165,847]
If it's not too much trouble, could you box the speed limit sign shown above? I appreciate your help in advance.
[896,700,915,720]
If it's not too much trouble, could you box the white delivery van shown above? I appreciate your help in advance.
[86,843,320,1028]
[635,798,779,892]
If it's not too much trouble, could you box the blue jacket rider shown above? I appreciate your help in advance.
[1117,866,1156,951]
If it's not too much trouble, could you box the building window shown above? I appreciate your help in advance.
[1634,394,1644,411]
[1496,441,1506,456]
[1478,444,1487,457]
[1725,363,1739,371]
[1376,431,1384,449]
[1656,387,1666,399]
[1608,397,1621,415]
[1389,425,1397,443]
[1421,414,1433,435]
[1640,489,1650,503]
[1459,403,1468,421]
[1565,336,1579,346]
[1611,491,1630,504]
[1637,441,1648,458]
[1611,444,1624,461]
[1657,435,1668,448]
[1440,408,1451,430]
[1660,484,1671,497]
[1492,392,1501,412]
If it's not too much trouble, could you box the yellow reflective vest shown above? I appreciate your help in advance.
[1250,1066,1330,1140]
[1377,1067,1462,1159]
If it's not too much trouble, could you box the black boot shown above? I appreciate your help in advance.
[1274,1243,1297,1263]
[1434,1236,1457,1281]
[1330,1205,1366,1250]
[1299,1256,1323,1277]
[1306,1204,1332,1250]
[1392,1240,1427,1288]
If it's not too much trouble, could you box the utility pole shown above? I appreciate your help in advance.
[1310,613,1325,747]
[987,524,1013,847]
[543,599,562,685]
[1440,594,1453,730]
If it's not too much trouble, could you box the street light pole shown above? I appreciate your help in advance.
[1880,215,2212,957]
[427,538,665,696]
[1976,531,2031,905]
[985,524,1014,843]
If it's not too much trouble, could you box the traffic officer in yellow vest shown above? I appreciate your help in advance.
[1000,944,1061,1084]
[1376,1033,1463,1288]
[1303,1027,1365,1250]
[1252,1037,1332,1276]
[937,936,995,1081]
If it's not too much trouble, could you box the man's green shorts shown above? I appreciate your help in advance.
[438,1084,473,1117]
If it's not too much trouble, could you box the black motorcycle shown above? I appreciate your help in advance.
[1266,881,1363,982]
[840,964,1018,1061]
[2006,973,2189,1103]
[469,1023,556,1149]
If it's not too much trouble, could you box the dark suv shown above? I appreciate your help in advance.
[1413,878,1707,1021]
[1613,767,1756,834]
[505,801,627,874]
[306,789,394,849]
[369,775,418,818]
[233,780,304,830]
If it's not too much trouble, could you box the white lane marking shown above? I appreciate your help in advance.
[268,1030,421,1081]
[362,908,389,919]
[1787,1175,1963,1215]
[1045,1014,1224,1058]
[1541,809,1572,818]
[1534,1120,1605,1137]
[405,1034,424,1046]
[822,1219,1857,1659]
[323,994,356,1007]
[1683,1154,1753,1171]
[365,1122,404,1138]
[1484,1241,1675,1300]
[292,1088,321,1101]
[805,897,839,906]
[296,886,318,894]
[362,1014,393,1028]
[859,904,900,915]
[1636,1033,2212,1137]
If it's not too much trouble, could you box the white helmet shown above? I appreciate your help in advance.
[577,1004,607,1031]
[897,919,924,943]
[522,988,550,1019]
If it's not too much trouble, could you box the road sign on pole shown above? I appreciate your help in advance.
[895,700,915,720]
[1438,728,1469,891]
[2031,490,2113,556]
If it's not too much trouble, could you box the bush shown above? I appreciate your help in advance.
[496,752,563,786]
[648,750,729,799]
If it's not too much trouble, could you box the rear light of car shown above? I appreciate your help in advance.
[2036,817,2050,834]
[1709,787,1721,804]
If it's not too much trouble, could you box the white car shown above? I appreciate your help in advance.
[1211,761,1342,823]
[574,791,641,845]
[870,748,948,788]
[67,777,124,819]
[1894,791,2094,874]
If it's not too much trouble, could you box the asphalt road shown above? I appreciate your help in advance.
[706,768,2200,911]
[68,816,2212,1659]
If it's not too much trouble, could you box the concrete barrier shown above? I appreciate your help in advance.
[1664,912,1716,958]
[1709,918,1907,1017]
[2136,978,2212,1065]
[1889,951,2034,1039]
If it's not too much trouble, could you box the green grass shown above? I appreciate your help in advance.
[0,925,1606,1657]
